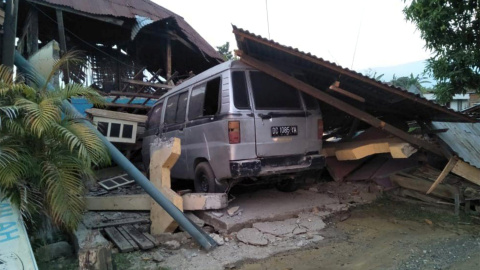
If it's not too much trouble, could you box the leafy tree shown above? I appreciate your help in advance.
[390,73,430,92]
[404,0,480,103]
[0,52,110,231]
[365,69,385,81]
[216,42,234,61]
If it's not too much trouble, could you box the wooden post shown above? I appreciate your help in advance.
[55,9,69,83]
[166,35,172,85]
[236,51,444,156]
[149,138,183,234]
[28,8,38,55]
[2,0,19,68]
[427,156,458,194]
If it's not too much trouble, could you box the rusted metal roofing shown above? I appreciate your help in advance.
[232,25,475,124]
[431,122,480,169]
[32,0,223,61]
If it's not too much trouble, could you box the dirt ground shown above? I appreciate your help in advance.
[39,194,480,270]
[240,198,480,270]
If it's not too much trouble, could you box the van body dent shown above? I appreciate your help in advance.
[142,60,325,192]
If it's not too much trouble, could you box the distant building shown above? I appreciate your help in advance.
[423,93,473,111]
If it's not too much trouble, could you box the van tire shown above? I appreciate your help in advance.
[194,162,216,193]
[276,180,299,192]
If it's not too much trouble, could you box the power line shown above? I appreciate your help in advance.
[265,0,271,39]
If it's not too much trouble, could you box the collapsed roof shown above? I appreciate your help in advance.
[18,0,223,89]
[232,25,474,133]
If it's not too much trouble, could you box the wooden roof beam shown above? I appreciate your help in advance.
[233,29,475,123]
[236,50,444,156]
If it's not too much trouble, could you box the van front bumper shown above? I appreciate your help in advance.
[229,154,325,178]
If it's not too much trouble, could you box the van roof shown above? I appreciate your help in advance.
[158,60,252,100]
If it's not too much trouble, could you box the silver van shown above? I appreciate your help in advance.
[142,60,325,193]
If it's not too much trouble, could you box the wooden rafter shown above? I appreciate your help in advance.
[236,50,444,156]
[233,28,475,123]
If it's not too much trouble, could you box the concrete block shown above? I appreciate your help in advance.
[182,193,228,210]
[72,224,112,270]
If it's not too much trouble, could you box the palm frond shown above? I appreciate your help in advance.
[15,97,61,136]
[56,119,110,166]
[41,155,86,231]
[51,83,105,107]
[0,65,14,85]
[42,51,85,92]
[0,157,29,189]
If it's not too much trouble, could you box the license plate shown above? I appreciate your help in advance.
[271,126,298,137]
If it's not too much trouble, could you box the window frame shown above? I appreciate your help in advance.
[188,76,222,120]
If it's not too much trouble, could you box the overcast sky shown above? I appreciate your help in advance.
[155,0,431,71]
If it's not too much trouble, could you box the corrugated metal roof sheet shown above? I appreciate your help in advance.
[33,0,222,61]
[431,122,480,169]
[232,25,475,123]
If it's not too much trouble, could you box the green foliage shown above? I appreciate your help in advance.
[390,73,431,93]
[404,0,480,103]
[0,53,110,231]
[216,42,234,61]
[365,69,385,81]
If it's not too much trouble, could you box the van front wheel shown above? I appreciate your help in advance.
[194,162,216,193]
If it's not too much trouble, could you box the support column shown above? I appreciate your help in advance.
[56,9,69,83]
[2,0,19,68]
[28,8,39,55]
[166,35,172,84]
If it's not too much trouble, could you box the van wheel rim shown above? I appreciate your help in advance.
[200,175,209,192]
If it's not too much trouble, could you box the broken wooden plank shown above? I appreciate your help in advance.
[236,50,444,156]
[108,91,161,99]
[105,103,151,110]
[142,232,160,246]
[427,156,458,194]
[85,217,150,229]
[122,79,172,89]
[390,174,457,200]
[86,108,147,123]
[329,84,365,103]
[122,225,155,250]
[117,226,139,250]
[84,193,228,211]
[85,194,150,211]
[451,159,480,186]
[104,227,134,253]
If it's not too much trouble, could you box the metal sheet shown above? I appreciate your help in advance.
[431,122,480,169]
[31,0,222,60]
[232,25,474,124]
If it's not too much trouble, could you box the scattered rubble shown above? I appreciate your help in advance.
[236,228,269,246]
[35,241,73,262]
[227,206,240,216]
[163,240,181,250]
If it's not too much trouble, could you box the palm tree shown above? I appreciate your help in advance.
[0,53,110,231]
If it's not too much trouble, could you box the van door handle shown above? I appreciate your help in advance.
[258,113,272,119]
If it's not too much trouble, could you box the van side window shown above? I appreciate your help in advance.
[250,71,301,110]
[188,77,221,119]
[146,102,164,129]
[164,95,179,125]
[176,92,188,123]
[232,71,250,109]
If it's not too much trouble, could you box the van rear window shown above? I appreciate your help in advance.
[301,92,319,110]
[250,71,301,110]
[232,71,250,109]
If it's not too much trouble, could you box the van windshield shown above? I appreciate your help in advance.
[250,71,302,110]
